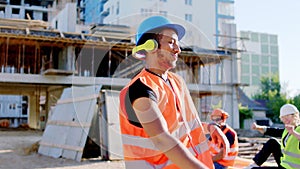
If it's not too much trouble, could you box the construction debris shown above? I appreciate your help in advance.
[0,119,10,128]
[238,137,276,163]
[0,18,49,29]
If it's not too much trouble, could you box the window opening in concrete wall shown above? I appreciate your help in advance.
[25,10,33,19]
[12,8,20,15]
[10,0,21,5]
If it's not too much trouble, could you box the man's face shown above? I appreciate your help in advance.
[155,29,181,70]
[211,115,224,125]
[280,114,295,125]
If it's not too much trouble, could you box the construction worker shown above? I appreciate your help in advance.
[119,15,229,169]
[245,104,300,169]
[207,108,239,169]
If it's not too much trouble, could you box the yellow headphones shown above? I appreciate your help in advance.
[132,39,158,56]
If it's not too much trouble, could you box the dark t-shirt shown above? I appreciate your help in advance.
[125,78,157,127]
[220,125,236,146]
[265,127,284,137]
[125,69,174,127]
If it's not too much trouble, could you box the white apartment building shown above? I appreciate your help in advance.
[238,31,279,97]
[101,0,217,49]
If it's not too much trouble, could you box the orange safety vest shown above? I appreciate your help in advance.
[119,69,214,169]
[209,124,238,166]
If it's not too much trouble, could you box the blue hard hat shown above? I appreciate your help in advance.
[136,16,185,45]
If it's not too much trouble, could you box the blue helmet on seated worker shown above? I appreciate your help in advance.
[132,15,186,59]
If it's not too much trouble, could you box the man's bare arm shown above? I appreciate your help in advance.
[133,97,209,169]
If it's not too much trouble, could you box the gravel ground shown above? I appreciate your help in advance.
[0,129,125,169]
[0,128,277,169]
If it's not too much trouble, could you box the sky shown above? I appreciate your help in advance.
[234,0,300,97]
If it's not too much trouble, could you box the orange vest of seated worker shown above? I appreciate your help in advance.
[208,108,239,167]
[119,69,214,169]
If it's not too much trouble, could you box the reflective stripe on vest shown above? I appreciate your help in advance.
[280,127,300,169]
[281,150,300,169]
[122,120,210,154]
[210,143,238,154]
[281,160,300,169]
[119,69,213,168]
[209,125,239,166]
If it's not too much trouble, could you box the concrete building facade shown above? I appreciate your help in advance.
[0,95,28,127]
[0,0,54,21]
[238,31,279,97]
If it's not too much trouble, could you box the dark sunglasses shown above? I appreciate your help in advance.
[211,117,222,122]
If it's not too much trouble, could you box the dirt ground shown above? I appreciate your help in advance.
[0,129,125,169]
[1,128,277,169]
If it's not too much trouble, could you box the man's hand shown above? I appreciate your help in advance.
[212,148,225,162]
[251,122,266,134]
[285,124,300,141]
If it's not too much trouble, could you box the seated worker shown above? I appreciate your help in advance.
[206,108,239,169]
[119,15,230,169]
[245,104,300,169]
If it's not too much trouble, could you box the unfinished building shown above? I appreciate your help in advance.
[0,17,239,130]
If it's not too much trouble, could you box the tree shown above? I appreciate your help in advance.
[266,91,288,123]
[292,94,300,111]
[253,74,289,123]
[253,74,281,100]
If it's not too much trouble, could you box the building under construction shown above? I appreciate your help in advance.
[0,16,239,128]
[0,15,239,131]
[0,15,244,161]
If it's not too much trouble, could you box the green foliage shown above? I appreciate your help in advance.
[253,74,281,100]
[238,104,253,128]
[266,93,288,123]
[291,94,300,111]
[252,73,289,123]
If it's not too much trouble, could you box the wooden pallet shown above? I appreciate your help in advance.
[238,142,262,159]
[237,137,276,165]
